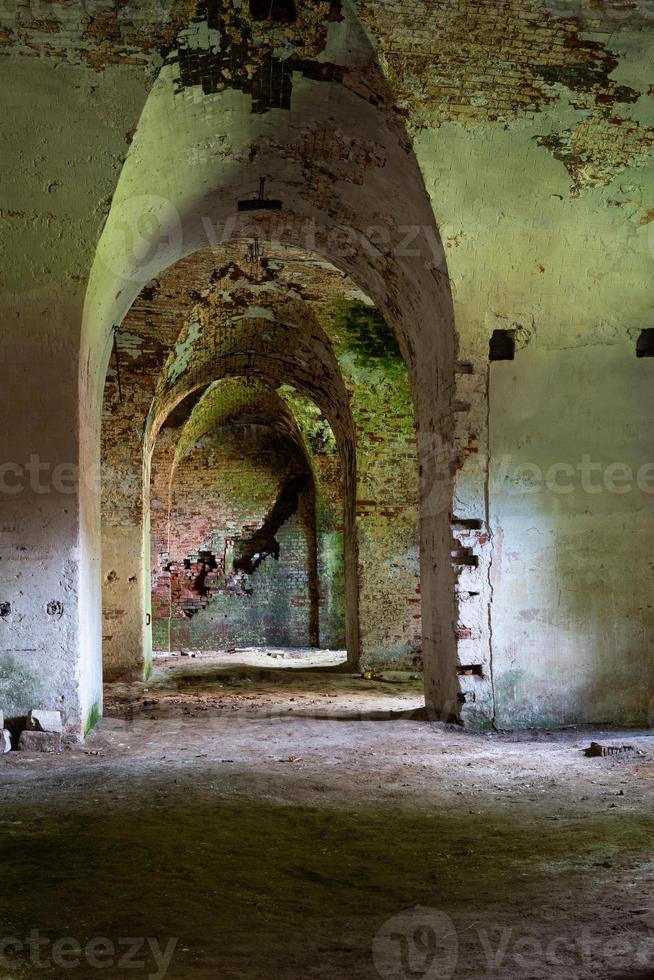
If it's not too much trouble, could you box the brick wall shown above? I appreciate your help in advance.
[151,421,345,650]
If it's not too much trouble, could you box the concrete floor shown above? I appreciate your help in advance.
[1,662,653,979]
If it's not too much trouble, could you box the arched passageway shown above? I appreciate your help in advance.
[85,0,459,731]
[150,378,339,657]
[3,0,651,736]
[101,243,424,684]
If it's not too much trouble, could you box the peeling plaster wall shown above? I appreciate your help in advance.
[488,340,654,727]
[421,61,654,725]
[102,526,150,681]
[166,518,317,649]
[0,56,150,729]
[0,295,83,724]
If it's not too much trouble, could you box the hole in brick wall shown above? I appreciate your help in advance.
[198,551,218,571]
[457,664,483,677]
[636,328,654,357]
[249,0,297,23]
[234,473,311,575]
[451,550,479,567]
[452,517,483,530]
[0,602,11,618]
[457,691,476,704]
[192,551,219,597]
[192,569,209,598]
[489,329,516,361]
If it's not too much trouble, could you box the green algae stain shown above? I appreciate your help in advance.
[277,387,337,455]
[0,655,41,716]
[332,300,403,371]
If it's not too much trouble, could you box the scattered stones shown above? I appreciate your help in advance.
[27,709,63,734]
[17,731,62,753]
[1,729,11,754]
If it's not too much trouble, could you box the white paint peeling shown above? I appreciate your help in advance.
[167,321,202,385]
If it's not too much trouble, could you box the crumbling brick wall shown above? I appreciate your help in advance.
[154,425,321,650]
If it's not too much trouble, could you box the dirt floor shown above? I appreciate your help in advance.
[1,655,653,980]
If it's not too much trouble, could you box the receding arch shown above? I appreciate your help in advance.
[142,292,360,670]
[85,0,458,723]
[151,376,337,655]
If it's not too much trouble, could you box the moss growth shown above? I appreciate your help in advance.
[331,300,403,371]
[84,701,101,734]
[277,387,337,455]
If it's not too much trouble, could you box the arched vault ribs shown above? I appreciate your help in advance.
[143,278,360,667]
[101,248,430,682]
[87,0,460,722]
[149,377,332,656]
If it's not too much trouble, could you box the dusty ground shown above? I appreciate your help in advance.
[1,657,653,980]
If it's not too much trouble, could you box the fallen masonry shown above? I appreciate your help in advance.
[17,731,63,753]
[585,741,644,758]
[27,709,64,734]
[0,709,64,753]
